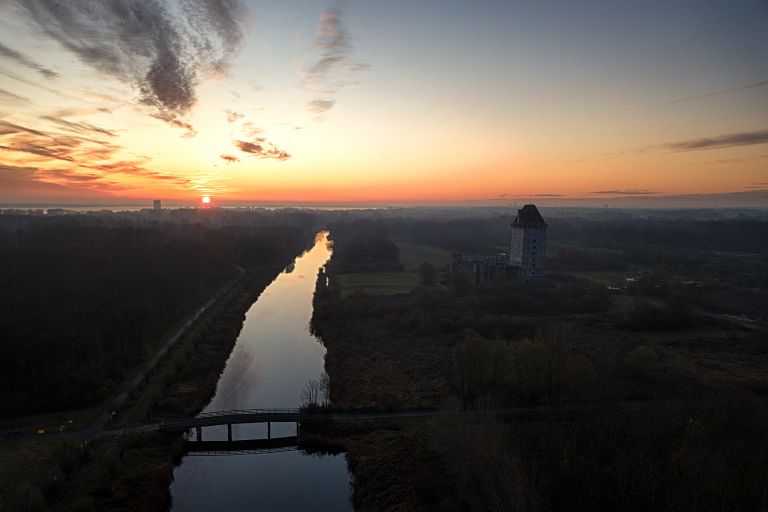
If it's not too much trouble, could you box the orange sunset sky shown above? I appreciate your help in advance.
[0,0,767,206]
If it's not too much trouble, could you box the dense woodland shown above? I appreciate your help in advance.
[0,214,310,416]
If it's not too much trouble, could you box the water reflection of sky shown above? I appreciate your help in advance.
[170,232,352,511]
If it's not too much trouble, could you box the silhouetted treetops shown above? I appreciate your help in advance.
[0,220,305,415]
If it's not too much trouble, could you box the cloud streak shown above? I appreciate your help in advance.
[17,0,243,133]
[667,79,768,104]
[590,189,659,196]
[663,129,768,152]
[0,41,58,78]
[302,5,367,114]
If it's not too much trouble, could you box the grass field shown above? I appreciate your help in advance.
[337,272,421,298]
[565,270,632,286]
[394,241,451,271]
[0,437,81,510]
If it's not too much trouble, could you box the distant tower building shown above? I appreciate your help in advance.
[510,204,547,278]
[153,199,162,211]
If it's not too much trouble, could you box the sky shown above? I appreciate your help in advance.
[0,0,767,206]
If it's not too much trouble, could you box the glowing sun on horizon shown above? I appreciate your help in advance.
[201,195,211,204]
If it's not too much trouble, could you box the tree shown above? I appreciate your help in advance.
[300,373,330,408]
[624,345,660,378]
[454,333,509,409]
[418,260,437,286]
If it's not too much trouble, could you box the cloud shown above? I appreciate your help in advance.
[234,137,290,160]
[590,189,659,196]
[0,66,72,99]
[17,0,243,132]
[241,122,263,137]
[225,109,244,123]
[709,158,744,164]
[39,116,117,137]
[0,120,191,187]
[0,88,30,105]
[667,79,768,104]
[0,41,58,78]
[220,154,239,163]
[307,98,335,113]
[302,6,367,114]
[663,129,768,152]
[0,164,129,200]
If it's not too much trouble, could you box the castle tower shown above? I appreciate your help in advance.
[510,204,547,278]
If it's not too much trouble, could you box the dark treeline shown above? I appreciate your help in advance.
[326,221,403,273]
[332,215,768,254]
[0,217,308,416]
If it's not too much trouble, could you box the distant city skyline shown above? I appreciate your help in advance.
[0,0,767,206]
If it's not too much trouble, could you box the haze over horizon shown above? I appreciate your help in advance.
[1,0,767,207]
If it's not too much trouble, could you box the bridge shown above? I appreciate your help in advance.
[159,408,332,441]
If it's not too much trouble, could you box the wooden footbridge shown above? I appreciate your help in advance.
[159,408,331,441]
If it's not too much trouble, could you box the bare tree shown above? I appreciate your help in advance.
[300,372,331,408]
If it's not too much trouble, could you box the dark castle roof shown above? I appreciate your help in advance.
[512,204,547,228]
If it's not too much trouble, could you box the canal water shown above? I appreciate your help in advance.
[169,232,352,511]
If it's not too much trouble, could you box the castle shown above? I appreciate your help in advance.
[509,204,548,277]
[452,204,548,282]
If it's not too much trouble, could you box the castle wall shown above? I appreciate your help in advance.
[510,226,546,277]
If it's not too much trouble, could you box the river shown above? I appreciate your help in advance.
[169,232,352,511]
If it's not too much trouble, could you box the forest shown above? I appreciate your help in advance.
[0,215,308,416]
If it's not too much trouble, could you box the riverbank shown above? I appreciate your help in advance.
[1,234,311,512]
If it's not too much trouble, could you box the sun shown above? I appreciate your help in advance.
[201,195,211,204]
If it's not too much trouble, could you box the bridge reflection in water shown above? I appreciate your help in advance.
[185,436,299,457]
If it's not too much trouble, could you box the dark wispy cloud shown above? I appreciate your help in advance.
[234,137,290,160]
[586,129,768,164]
[590,189,659,196]
[220,154,239,163]
[663,129,768,152]
[0,119,191,187]
[0,66,74,99]
[308,98,335,114]
[0,41,58,78]
[40,116,117,138]
[302,5,367,114]
[0,163,130,199]
[667,79,768,104]
[17,0,243,133]
[0,88,30,105]
[709,158,744,165]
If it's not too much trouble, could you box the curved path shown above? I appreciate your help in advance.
[85,266,245,440]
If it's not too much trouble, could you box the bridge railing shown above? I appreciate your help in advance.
[195,408,302,418]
